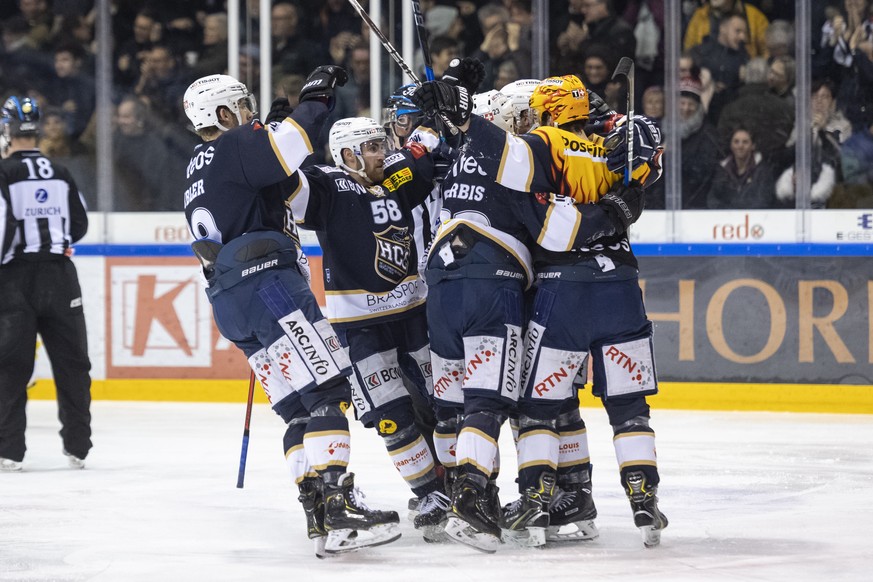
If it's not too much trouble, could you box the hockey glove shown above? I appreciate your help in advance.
[431,140,459,184]
[265,97,294,125]
[411,80,472,127]
[442,57,486,94]
[604,115,662,174]
[299,65,349,109]
[599,181,645,231]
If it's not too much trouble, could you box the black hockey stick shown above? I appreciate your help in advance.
[236,370,256,488]
[611,57,635,185]
[345,0,458,134]
[410,0,435,81]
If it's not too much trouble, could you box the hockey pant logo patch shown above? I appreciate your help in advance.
[431,352,464,404]
[601,336,657,398]
[524,346,588,402]
[248,348,296,404]
[351,349,407,412]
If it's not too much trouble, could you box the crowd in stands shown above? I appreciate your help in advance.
[1,0,871,210]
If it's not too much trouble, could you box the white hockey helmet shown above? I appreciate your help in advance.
[183,74,257,132]
[329,117,388,182]
[498,78,541,134]
[472,90,512,132]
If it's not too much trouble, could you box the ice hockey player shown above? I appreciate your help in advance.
[413,73,669,547]
[420,81,648,551]
[283,115,452,540]
[181,68,399,556]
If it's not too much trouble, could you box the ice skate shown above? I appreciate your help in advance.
[0,457,23,472]
[500,472,555,547]
[413,489,451,542]
[624,471,668,547]
[547,481,599,542]
[323,472,401,554]
[297,478,328,558]
[407,496,421,520]
[445,475,503,553]
[63,450,85,470]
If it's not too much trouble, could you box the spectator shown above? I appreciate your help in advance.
[1,15,54,92]
[641,84,665,125]
[683,0,770,58]
[680,50,715,111]
[39,107,96,209]
[115,10,157,91]
[831,109,873,207]
[328,30,362,66]
[767,55,796,108]
[553,0,635,72]
[765,19,794,58]
[777,79,850,209]
[621,0,666,91]
[333,41,374,119]
[690,13,750,123]
[16,0,57,51]
[582,46,625,112]
[494,59,519,90]
[271,1,326,77]
[316,0,359,52]
[470,4,528,91]
[189,12,228,78]
[679,76,722,208]
[49,43,95,140]
[707,127,777,209]
[834,2,873,131]
[112,96,176,211]
[134,44,189,126]
[718,57,794,163]
[428,35,460,78]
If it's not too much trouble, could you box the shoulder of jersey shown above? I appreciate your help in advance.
[384,152,406,168]
[315,164,345,174]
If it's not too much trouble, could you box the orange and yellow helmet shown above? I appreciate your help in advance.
[529,75,590,127]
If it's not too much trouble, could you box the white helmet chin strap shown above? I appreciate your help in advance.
[340,153,373,185]
[214,106,244,133]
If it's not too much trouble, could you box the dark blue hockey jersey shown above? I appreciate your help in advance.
[432,135,632,287]
[183,101,329,245]
[286,148,436,328]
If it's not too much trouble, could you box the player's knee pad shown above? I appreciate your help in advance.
[373,402,416,444]
[430,352,465,406]
[603,396,651,428]
[272,391,307,424]
[592,334,658,400]
[347,348,409,427]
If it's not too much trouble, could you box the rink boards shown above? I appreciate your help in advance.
[27,211,873,413]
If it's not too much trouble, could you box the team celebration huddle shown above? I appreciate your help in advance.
[181,44,666,556]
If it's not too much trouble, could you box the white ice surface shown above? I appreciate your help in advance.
[2,401,872,582]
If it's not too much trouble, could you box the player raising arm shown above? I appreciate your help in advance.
[182,67,400,557]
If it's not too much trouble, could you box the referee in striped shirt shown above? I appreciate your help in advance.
[0,96,92,472]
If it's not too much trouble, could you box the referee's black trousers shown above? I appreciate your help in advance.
[0,258,92,462]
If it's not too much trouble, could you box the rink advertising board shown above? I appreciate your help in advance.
[26,212,873,412]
